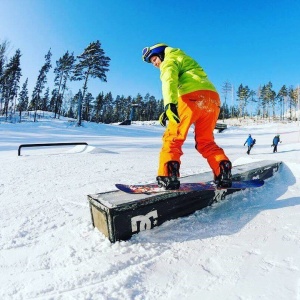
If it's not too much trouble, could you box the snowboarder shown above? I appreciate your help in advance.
[244,134,255,155]
[272,135,281,153]
[142,43,232,190]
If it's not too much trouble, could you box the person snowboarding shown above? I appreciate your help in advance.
[244,134,255,155]
[272,135,281,153]
[142,43,232,190]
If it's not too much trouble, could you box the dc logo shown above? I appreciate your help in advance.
[213,190,227,202]
[131,210,158,233]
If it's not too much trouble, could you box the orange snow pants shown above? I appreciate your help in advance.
[158,90,230,178]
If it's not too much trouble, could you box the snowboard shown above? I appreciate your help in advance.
[115,179,264,195]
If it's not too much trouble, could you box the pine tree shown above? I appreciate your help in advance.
[103,92,113,123]
[259,82,276,120]
[82,92,94,121]
[264,82,276,120]
[2,49,22,120]
[259,85,268,118]
[113,94,122,122]
[126,95,133,121]
[248,89,257,117]
[72,40,110,125]
[93,92,104,123]
[236,84,251,118]
[49,88,58,113]
[0,40,9,113]
[30,49,52,122]
[154,98,162,120]
[277,85,288,120]
[16,78,28,122]
[72,90,81,119]
[53,51,75,118]
[133,93,143,121]
[288,86,298,121]
[74,90,83,122]
[41,87,50,112]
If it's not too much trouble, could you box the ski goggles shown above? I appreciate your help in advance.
[142,47,151,62]
[142,43,168,63]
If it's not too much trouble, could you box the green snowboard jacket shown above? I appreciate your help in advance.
[160,47,218,107]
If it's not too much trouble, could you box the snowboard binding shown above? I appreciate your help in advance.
[214,160,232,188]
[157,161,180,190]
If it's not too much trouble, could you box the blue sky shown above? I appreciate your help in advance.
[1,0,300,105]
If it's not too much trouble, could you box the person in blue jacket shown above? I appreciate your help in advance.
[272,135,281,153]
[244,134,255,155]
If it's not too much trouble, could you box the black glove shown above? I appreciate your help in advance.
[159,103,180,127]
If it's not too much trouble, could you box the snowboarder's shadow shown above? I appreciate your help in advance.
[133,163,299,243]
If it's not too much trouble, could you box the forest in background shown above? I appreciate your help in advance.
[1,39,299,125]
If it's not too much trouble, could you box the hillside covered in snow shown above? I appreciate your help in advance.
[0,117,300,299]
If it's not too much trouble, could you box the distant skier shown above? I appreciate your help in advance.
[244,134,256,155]
[272,135,281,153]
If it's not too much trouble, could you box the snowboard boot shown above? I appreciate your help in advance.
[156,161,180,190]
[214,160,232,188]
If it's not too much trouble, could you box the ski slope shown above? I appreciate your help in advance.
[0,116,300,299]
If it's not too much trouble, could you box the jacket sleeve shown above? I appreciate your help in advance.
[160,58,179,107]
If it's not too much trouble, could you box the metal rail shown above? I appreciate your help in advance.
[18,142,88,156]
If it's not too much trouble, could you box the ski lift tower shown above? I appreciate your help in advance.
[130,103,139,121]
[119,103,140,125]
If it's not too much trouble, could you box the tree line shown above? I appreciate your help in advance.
[1,39,299,125]
[220,81,299,121]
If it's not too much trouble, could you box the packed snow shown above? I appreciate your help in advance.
[0,115,300,300]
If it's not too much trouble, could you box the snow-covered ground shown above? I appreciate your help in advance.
[1,116,300,300]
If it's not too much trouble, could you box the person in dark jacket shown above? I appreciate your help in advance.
[244,134,256,155]
[272,135,281,153]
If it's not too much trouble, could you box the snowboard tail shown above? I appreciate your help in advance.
[115,179,264,194]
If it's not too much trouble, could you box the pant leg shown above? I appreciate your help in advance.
[183,90,230,177]
[157,97,194,176]
[158,90,230,177]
